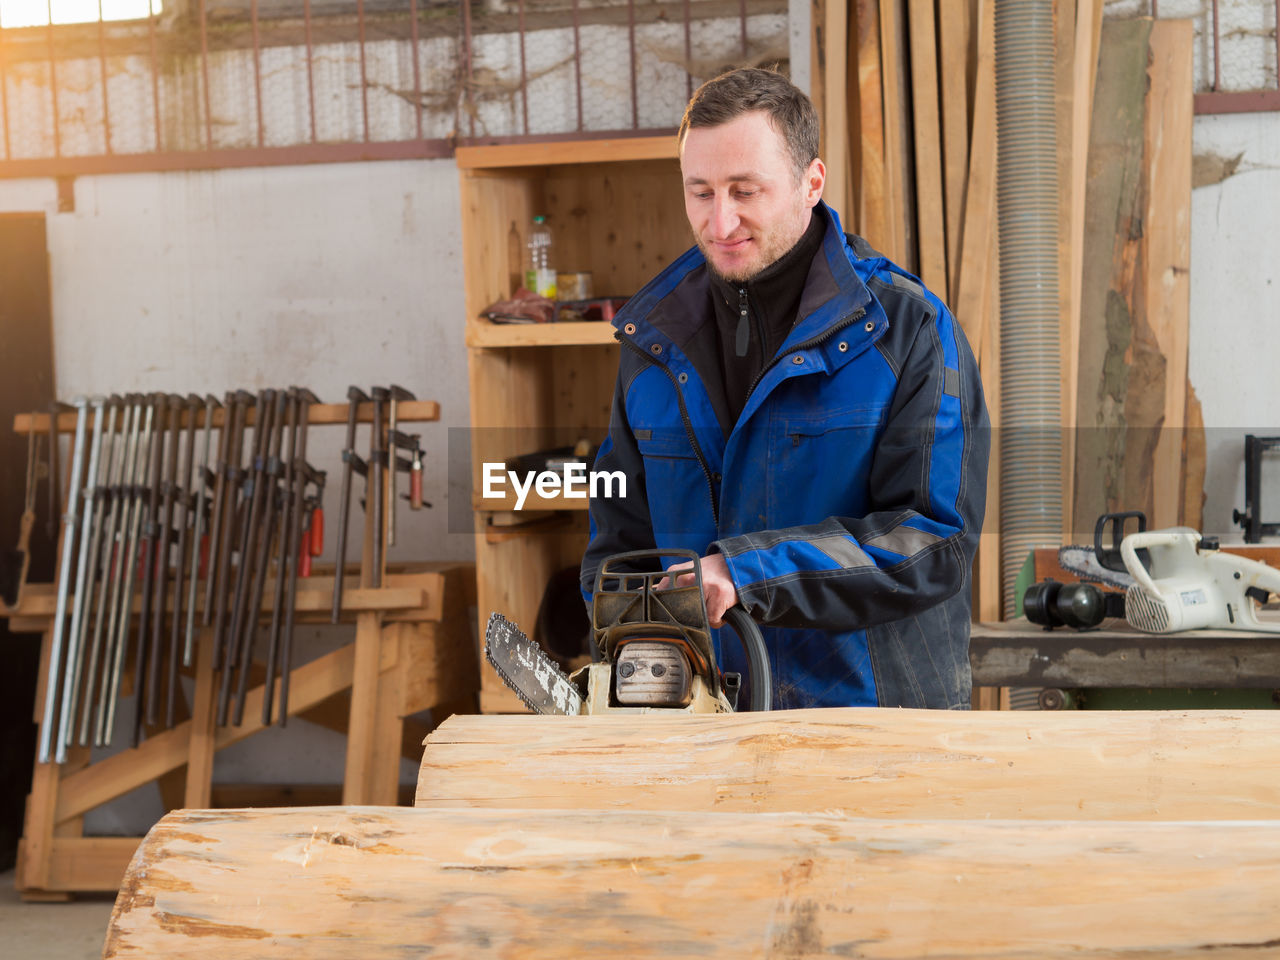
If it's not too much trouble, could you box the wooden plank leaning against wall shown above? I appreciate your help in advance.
[1072,16,1195,535]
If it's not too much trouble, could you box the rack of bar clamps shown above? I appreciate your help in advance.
[17,386,432,766]
[3,387,486,901]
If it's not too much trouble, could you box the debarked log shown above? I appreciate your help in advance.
[104,805,1280,958]
[417,708,1280,819]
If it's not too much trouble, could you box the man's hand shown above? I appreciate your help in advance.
[661,553,738,628]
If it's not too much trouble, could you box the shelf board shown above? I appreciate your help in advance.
[466,319,619,348]
[456,135,677,170]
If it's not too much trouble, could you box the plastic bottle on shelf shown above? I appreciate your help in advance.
[524,215,557,299]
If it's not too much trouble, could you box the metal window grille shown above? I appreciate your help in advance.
[1140,0,1280,113]
[0,0,788,175]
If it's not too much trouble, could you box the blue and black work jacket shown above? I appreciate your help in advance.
[581,201,990,709]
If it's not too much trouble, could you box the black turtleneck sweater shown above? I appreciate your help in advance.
[707,211,826,425]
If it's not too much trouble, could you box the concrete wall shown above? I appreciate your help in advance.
[0,158,474,565]
[1190,110,1280,539]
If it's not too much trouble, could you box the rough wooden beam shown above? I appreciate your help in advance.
[819,0,850,222]
[105,805,1280,958]
[1146,18,1194,529]
[417,709,1280,820]
[906,0,947,293]
[1063,0,1105,539]
[879,0,910,265]
[852,0,889,248]
[1072,18,1153,529]
[953,0,995,354]
[937,0,972,303]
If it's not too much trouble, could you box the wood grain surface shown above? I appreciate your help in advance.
[105,804,1280,958]
[416,708,1280,820]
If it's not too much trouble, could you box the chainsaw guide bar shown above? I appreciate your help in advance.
[484,612,583,716]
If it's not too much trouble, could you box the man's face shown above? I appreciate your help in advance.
[680,110,825,283]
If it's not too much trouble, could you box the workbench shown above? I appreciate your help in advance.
[970,618,1280,690]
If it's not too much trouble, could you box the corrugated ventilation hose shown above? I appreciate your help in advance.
[995,0,1062,624]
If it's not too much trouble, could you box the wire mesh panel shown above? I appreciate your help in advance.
[0,0,788,172]
[1119,0,1279,105]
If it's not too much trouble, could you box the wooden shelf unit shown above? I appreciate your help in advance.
[459,136,691,712]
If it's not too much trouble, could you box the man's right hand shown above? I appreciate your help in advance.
[659,553,739,628]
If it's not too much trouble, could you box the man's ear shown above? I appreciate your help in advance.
[804,158,826,207]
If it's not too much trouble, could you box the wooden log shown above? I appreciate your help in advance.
[105,805,1280,958]
[417,709,1280,820]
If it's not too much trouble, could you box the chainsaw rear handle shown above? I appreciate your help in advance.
[1119,529,1185,595]
[721,605,771,712]
[1120,528,1219,593]
[595,549,772,711]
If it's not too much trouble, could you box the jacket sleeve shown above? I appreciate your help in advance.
[580,361,658,603]
[712,288,990,630]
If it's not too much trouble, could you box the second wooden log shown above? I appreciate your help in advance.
[417,708,1280,820]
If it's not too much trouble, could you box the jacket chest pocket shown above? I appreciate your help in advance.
[765,404,887,526]
[635,428,713,534]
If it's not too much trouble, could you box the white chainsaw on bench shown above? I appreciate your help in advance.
[1050,512,1280,633]
[1119,528,1280,633]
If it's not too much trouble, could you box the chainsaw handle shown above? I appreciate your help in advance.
[1119,530,1185,595]
[722,605,771,712]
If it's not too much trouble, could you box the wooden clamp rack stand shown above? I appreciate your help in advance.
[3,400,479,900]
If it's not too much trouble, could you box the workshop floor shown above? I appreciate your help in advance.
[0,870,115,959]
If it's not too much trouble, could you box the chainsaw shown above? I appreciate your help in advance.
[485,549,772,715]
[1120,528,1280,633]
[1043,512,1280,634]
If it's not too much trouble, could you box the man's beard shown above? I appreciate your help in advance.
[696,200,810,283]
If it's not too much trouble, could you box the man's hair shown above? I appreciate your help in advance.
[678,67,820,180]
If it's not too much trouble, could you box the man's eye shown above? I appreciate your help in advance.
[693,192,712,200]
[735,190,756,199]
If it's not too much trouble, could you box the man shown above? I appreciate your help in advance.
[581,67,989,710]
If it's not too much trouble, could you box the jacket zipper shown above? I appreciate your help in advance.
[619,336,721,526]
[743,306,869,403]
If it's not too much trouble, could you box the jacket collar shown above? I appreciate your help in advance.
[613,201,873,351]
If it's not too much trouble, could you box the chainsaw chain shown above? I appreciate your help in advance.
[484,612,580,716]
